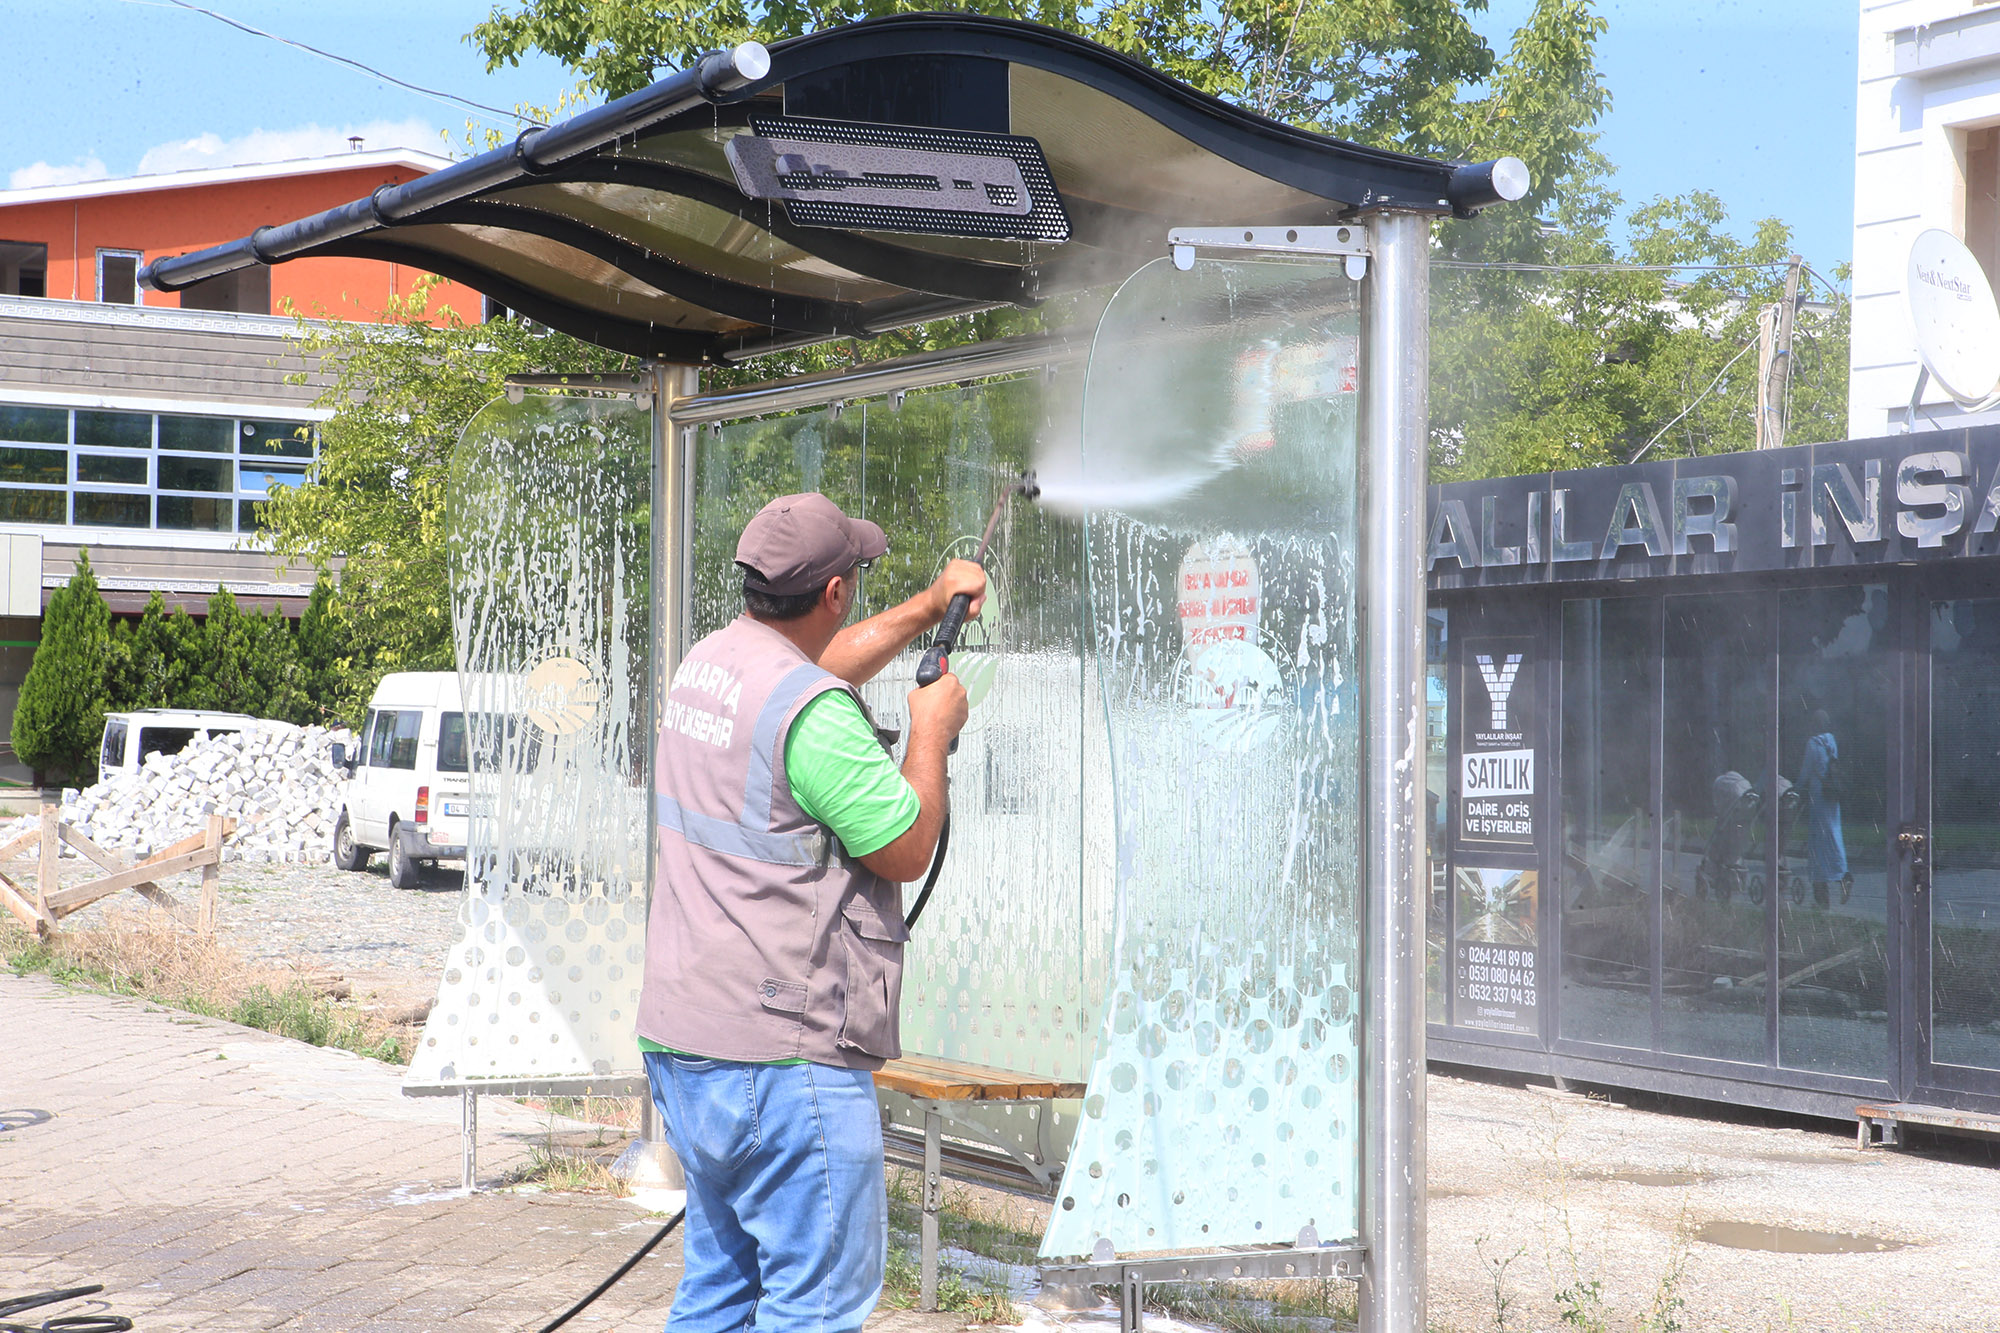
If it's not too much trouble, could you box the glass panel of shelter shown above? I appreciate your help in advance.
[694,256,1366,1257]
[692,380,1096,1088]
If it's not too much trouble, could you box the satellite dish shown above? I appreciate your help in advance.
[1907,228,2000,405]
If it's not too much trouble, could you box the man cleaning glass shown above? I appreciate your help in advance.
[638,492,983,1333]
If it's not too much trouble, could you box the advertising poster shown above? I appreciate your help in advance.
[1459,635,1537,848]
[1454,866,1539,1034]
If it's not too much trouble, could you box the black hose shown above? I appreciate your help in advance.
[535,1208,686,1333]
[0,1286,131,1333]
[902,812,950,931]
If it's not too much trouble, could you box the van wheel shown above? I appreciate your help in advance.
[332,812,368,872]
[387,827,420,890]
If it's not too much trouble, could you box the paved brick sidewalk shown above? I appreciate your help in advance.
[0,973,976,1333]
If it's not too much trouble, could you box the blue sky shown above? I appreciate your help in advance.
[7,0,1857,278]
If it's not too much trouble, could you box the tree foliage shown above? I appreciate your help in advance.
[270,284,634,720]
[14,554,113,786]
[1433,188,1849,480]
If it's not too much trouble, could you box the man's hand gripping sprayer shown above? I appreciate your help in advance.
[903,470,1040,931]
[916,470,1041,690]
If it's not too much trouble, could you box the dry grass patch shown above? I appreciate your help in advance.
[1,909,413,1063]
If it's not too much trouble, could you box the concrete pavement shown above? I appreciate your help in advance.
[0,973,971,1333]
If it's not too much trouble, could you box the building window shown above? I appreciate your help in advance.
[0,241,46,298]
[96,249,143,305]
[74,492,151,527]
[1964,125,2000,290]
[0,402,315,535]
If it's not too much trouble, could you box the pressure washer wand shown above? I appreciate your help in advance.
[916,471,1038,687]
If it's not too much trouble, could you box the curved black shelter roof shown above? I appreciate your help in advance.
[142,13,1512,363]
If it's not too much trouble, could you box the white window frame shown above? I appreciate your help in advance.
[94,249,144,306]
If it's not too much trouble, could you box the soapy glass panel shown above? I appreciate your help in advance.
[1779,585,1890,1078]
[414,393,653,1086]
[693,381,1096,1083]
[1044,258,1362,1258]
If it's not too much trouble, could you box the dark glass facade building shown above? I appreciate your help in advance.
[1426,427,2000,1118]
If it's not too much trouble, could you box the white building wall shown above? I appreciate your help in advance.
[1853,1,2000,436]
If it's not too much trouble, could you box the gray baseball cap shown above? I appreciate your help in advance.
[735,493,889,596]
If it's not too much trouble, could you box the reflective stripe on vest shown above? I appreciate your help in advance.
[655,793,828,868]
[742,662,832,827]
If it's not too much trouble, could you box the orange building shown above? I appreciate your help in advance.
[0,148,482,320]
[0,149,481,784]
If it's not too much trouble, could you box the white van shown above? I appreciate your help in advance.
[332,672,472,889]
[99,709,261,780]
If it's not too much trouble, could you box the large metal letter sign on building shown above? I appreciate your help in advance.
[146,18,1527,1328]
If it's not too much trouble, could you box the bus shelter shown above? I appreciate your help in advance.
[143,17,1526,1329]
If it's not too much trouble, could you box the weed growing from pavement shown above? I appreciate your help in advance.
[1474,1235,1527,1331]
[1511,1097,1696,1333]
[881,1167,1031,1324]
[502,1142,632,1197]
[1,911,407,1063]
[879,1245,1018,1323]
[1142,1276,1357,1333]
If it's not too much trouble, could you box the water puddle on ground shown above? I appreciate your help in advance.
[1753,1150,1861,1166]
[1696,1221,1908,1253]
[1574,1168,1710,1187]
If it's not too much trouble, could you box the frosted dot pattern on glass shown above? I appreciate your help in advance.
[1041,258,1364,1258]
[408,394,652,1086]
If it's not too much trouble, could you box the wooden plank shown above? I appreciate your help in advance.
[874,1066,986,1101]
[0,872,51,933]
[197,814,223,937]
[895,1052,1086,1098]
[59,823,130,874]
[132,883,195,928]
[1857,1102,2000,1133]
[874,1053,1085,1102]
[35,801,57,921]
[44,849,212,916]
[0,823,42,865]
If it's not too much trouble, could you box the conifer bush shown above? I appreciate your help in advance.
[13,553,113,785]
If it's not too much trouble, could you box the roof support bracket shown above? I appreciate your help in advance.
[1168,224,1370,280]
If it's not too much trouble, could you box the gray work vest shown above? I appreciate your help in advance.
[637,615,909,1069]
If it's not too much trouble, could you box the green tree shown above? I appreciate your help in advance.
[13,553,112,786]
[295,574,340,721]
[270,284,633,721]
[1432,186,1849,480]
[179,590,306,719]
[107,591,198,712]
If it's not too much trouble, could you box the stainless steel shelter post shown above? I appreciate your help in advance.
[618,362,700,1190]
[1359,209,1431,1333]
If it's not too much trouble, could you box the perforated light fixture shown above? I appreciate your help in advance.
[726,116,1069,241]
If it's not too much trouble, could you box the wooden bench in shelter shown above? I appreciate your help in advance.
[873,1054,1085,1310]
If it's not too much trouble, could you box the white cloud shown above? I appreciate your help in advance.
[9,157,111,190]
[134,118,446,175]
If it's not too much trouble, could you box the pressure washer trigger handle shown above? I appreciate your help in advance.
[916,592,972,687]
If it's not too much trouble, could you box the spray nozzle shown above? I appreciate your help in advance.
[1017,470,1041,503]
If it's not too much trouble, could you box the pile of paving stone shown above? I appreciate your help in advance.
[4,724,355,865]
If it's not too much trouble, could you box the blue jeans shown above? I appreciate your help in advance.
[644,1051,886,1333]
